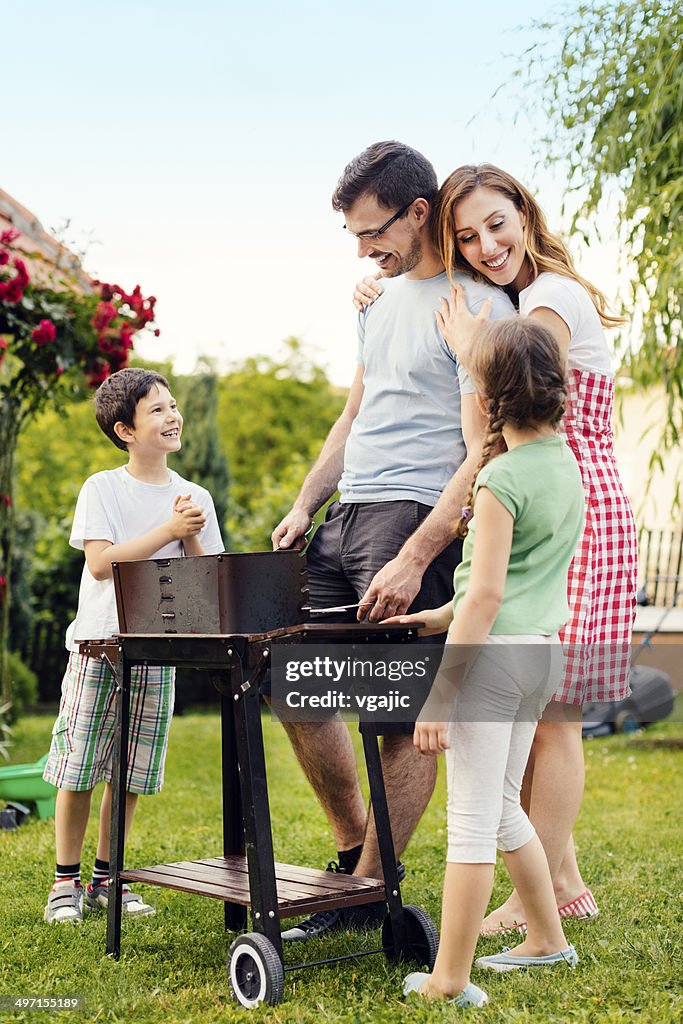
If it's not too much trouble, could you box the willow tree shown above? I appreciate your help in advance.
[526,0,682,475]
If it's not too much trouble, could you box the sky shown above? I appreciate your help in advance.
[3,0,612,386]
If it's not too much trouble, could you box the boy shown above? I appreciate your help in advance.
[43,368,224,923]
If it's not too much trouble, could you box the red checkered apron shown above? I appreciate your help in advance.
[556,370,638,704]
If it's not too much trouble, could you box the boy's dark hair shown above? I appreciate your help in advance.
[331,141,438,213]
[94,367,170,451]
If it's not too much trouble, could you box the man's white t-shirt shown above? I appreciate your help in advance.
[65,466,224,651]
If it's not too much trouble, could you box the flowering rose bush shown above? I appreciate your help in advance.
[0,227,159,708]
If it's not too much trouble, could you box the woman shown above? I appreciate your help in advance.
[356,164,638,934]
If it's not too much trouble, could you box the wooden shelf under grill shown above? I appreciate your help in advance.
[121,856,387,919]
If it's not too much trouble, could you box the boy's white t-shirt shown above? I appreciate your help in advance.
[65,466,224,651]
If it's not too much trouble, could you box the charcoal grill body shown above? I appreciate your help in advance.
[79,552,431,1002]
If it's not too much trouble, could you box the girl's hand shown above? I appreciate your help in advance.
[381,603,453,637]
[436,283,492,367]
[353,273,384,312]
[414,719,450,755]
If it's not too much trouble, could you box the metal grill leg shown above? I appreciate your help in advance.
[107,651,129,959]
[219,682,247,931]
[361,725,407,953]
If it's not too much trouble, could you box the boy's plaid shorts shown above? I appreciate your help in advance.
[43,651,174,794]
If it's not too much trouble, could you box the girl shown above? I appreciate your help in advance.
[358,164,638,934]
[388,315,584,1008]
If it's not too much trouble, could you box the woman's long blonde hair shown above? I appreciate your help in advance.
[434,163,624,328]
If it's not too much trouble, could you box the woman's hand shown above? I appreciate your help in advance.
[381,602,453,637]
[436,283,492,368]
[413,719,450,755]
[353,273,384,312]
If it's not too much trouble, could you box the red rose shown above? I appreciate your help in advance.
[3,278,24,303]
[31,319,57,346]
[13,258,29,286]
[92,301,117,331]
[154,328,161,337]
[0,251,9,266]
[0,228,20,245]
[137,304,155,325]
[119,323,135,350]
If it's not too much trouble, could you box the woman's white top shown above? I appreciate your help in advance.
[519,272,614,376]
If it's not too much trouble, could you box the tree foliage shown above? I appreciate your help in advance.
[173,367,230,538]
[526,0,682,451]
[216,338,345,549]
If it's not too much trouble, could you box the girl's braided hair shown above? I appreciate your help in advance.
[457,316,568,538]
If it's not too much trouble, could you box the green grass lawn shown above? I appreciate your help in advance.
[1,702,681,1023]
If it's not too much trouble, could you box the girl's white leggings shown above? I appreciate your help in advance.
[445,634,563,864]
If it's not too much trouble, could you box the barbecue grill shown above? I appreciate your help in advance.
[80,550,438,1008]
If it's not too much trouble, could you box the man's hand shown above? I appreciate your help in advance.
[413,719,450,755]
[357,555,424,622]
[271,508,312,551]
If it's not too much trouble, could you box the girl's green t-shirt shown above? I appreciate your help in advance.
[453,435,585,635]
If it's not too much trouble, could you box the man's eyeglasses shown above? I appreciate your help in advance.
[343,198,416,241]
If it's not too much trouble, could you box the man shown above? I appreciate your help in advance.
[271,141,514,940]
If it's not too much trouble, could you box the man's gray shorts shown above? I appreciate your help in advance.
[305,499,463,735]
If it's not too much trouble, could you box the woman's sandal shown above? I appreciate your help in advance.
[481,889,599,937]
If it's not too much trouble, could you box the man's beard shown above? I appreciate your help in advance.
[383,235,422,278]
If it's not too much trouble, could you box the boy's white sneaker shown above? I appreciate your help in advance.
[85,881,155,916]
[44,879,83,924]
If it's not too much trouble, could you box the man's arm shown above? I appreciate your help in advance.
[358,392,486,621]
[271,365,365,550]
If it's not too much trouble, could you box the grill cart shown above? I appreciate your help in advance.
[80,551,438,1008]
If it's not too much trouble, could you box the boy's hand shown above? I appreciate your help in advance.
[413,719,450,756]
[170,494,206,539]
